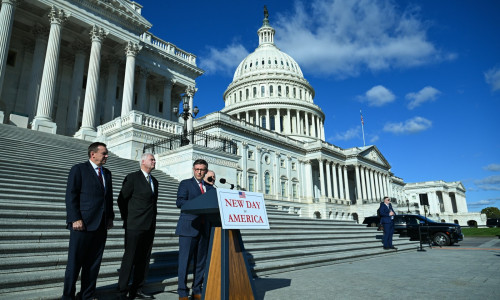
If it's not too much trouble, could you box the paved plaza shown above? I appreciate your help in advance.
[143,236,500,300]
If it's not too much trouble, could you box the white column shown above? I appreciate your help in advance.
[266,108,270,130]
[311,115,317,138]
[162,79,173,120]
[332,163,339,199]
[26,24,49,121]
[361,166,368,201]
[256,109,260,127]
[75,25,107,140]
[287,155,292,200]
[319,159,325,198]
[305,113,310,136]
[304,160,313,201]
[337,164,344,200]
[245,111,249,123]
[384,175,390,197]
[274,152,280,196]
[276,109,281,133]
[241,142,248,190]
[286,108,291,134]
[326,161,332,199]
[32,7,68,134]
[121,41,141,116]
[66,41,86,135]
[355,165,362,204]
[343,165,350,202]
[103,56,119,123]
[316,116,321,139]
[369,169,376,202]
[296,110,300,134]
[0,0,19,97]
[321,120,325,140]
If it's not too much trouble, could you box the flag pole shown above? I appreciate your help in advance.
[360,109,365,147]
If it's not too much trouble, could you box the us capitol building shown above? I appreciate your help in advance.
[0,0,484,225]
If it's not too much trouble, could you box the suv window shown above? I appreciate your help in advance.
[407,216,420,225]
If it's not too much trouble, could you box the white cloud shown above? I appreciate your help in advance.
[474,175,500,191]
[383,116,432,134]
[359,85,396,107]
[484,66,500,91]
[199,44,249,76]
[406,86,441,109]
[484,164,500,172]
[369,135,379,143]
[332,126,360,141]
[272,0,449,78]
[468,198,500,208]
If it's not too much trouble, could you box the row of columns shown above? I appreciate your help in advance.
[236,108,325,140]
[315,160,391,204]
[0,3,184,137]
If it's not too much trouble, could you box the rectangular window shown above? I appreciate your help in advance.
[159,101,163,113]
[261,86,265,97]
[278,86,282,97]
[270,86,274,96]
[270,116,275,130]
[248,150,254,160]
[293,183,297,198]
[262,117,266,128]
[248,175,254,192]
[280,159,285,167]
[253,87,257,98]
[292,162,296,170]
[281,182,286,196]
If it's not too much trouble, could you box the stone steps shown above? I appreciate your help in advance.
[0,124,419,299]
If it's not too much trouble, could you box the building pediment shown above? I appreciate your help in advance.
[358,146,391,168]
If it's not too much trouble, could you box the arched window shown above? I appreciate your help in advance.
[245,89,249,100]
[278,86,282,97]
[253,87,257,98]
[261,86,265,97]
[270,85,274,96]
[286,86,289,97]
[239,90,242,101]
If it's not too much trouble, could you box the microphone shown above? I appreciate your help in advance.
[207,176,213,183]
[219,178,235,190]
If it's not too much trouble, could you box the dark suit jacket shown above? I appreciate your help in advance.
[117,170,159,230]
[65,161,114,231]
[175,177,214,237]
[379,202,395,224]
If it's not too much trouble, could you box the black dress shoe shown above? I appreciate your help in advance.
[383,247,390,250]
[390,246,398,250]
[131,291,154,299]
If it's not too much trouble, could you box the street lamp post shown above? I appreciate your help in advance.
[173,94,199,146]
[406,199,410,213]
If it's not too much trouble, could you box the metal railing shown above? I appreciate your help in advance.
[143,131,237,155]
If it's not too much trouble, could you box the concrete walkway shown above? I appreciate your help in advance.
[109,237,500,300]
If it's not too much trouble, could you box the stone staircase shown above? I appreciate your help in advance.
[0,124,418,299]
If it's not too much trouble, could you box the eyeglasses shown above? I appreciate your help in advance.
[385,199,391,201]
[194,168,207,172]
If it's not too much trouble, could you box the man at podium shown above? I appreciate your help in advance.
[175,159,214,300]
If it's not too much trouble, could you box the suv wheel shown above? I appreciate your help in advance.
[433,233,450,246]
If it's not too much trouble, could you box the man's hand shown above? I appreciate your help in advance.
[389,211,395,216]
[72,219,85,231]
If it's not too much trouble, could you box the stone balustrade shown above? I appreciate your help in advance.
[140,32,197,66]
[97,110,182,136]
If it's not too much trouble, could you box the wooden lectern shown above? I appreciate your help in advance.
[181,189,257,300]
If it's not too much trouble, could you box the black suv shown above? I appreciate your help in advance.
[363,214,463,246]
[486,218,500,228]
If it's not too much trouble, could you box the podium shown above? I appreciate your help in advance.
[181,189,259,300]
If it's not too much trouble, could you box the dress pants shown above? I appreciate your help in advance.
[62,220,107,300]
[118,228,155,295]
[177,232,208,298]
[382,221,394,248]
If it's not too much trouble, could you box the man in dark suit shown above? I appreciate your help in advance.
[176,159,214,300]
[379,196,397,250]
[62,142,114,300]
[117,153,158,299]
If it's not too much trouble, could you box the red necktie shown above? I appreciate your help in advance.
[199,182,204,194]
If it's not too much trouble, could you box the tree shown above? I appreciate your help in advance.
[481,207,500,218]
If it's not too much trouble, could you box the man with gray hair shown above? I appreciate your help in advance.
[117,153,158,299]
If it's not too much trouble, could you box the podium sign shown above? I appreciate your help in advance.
[216,189,270,230]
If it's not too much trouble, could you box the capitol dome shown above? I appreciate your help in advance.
[222,7,325,142]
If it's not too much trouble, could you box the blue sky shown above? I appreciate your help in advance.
[137,0,500,212]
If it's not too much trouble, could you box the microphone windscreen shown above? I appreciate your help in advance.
[207,176,213,182]
[219,178,226,184]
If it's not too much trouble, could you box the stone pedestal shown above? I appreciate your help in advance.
[31,118,57,134]
[74,127,97,141]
